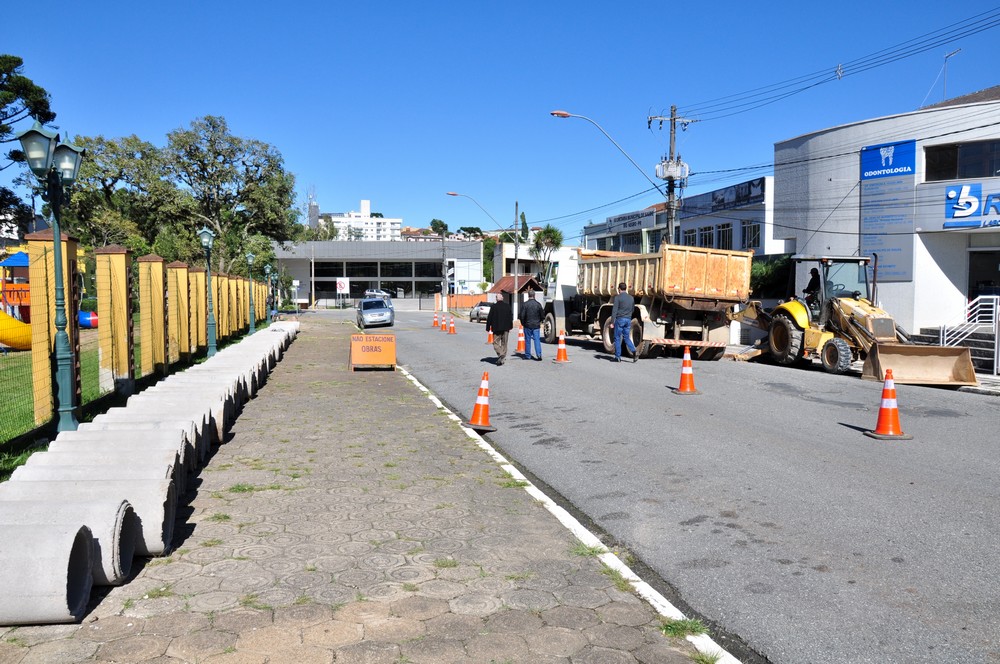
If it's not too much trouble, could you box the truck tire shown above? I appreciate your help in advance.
[821,337,853,374]
[542,313,558,344]
[768,314,805,366]
[629,319,643,357]
[696,346,726,361]
[602,318,615,353]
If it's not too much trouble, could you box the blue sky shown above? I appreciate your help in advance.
[5,1,1000,245]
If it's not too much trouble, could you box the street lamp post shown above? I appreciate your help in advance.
[264,264,272,322]
[446,192,520,321]
[17,120,85,432]
[246,252,256,334]
[198,227,217,357]
[550,110,671,245]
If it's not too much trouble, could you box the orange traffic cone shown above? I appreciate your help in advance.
[448,316,457,335]
[672,346,701,395]
[432,312,438,328]
[440,313,448,331]
[865,369,913,440]
[552,330,571,363]
[464,371,497,433]
[486,329,494,345]
[516,325,526,355]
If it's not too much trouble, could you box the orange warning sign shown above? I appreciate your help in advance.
[350,333,396,371]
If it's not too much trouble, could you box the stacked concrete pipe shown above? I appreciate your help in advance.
[0,524,93,624]
[0,500,138,586]
[0,321,299,625]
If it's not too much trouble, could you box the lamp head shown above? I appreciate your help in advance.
[246,252,255,265]
[264,264,271,276]
[16,120,60,178]
[446,192,459,197]
[550,110,571,118]
[197,226,215,249]
[53,142,85,186]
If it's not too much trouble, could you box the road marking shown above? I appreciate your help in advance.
[399,365,742,664]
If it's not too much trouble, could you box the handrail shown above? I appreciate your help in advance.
[938,295,999,375]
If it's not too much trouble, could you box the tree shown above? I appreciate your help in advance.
[429,218,448,237]
[529,224,563,283]
[458,226,483,238]
[164,116,299,273]
[0,55,55,232]
[519,211,529,241]
[482,236,497,282]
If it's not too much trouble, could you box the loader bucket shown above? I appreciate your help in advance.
[861,343,979,387]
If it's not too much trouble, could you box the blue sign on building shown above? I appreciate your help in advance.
[860,141,916,181]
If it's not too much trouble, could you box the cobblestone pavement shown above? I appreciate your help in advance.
[0,315,707,663]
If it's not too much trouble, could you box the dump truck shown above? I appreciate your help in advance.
[728,255,978,386]
[540,244,753,360]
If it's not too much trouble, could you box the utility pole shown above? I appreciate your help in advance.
[441,227,448,311]
[649,105,691,246]
[512,201,520,322]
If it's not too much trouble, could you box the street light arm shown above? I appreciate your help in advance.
[550,110,666,198]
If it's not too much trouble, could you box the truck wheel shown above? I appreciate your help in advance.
[697,347,726,361]
[637,339,652,359]
[768,314,804,366]
[821,337,853,374]
[542,313,558,344]
[629,319,643,357]
[601,318,615,353]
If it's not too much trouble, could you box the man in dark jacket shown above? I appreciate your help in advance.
[611,282,637,362]
[485,293,514,365]
[519,290,545,361]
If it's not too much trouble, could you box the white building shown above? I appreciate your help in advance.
[273,240,483,303]
[773,85,1000,332]
[582,176,789,258]
[319,200,402,242]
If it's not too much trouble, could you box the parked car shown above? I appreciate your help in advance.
[357,297,395,328]
[470,300,492,323]
[364,288,393,300]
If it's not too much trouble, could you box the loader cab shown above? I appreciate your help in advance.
[793,256,872,323]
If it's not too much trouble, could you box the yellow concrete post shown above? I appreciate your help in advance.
[189,267,206,352]
[25,230,80,426]
[218,273,230,340]
[138,255,167,376]
[95,246,134,395]
[166,262,190,364]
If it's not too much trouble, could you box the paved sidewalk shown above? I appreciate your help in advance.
[0,315,713,663]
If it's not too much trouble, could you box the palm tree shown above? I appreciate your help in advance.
[529,224,563,284]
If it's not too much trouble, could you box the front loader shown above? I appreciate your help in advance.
[729,255,978,386]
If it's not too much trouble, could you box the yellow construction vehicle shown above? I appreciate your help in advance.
[730,255,978,386]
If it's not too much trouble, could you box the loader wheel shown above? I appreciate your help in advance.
[768,314,805,366]
[821,337,853,374]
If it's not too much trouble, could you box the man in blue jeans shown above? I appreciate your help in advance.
[519,290,545,360]
[611,282,637,363]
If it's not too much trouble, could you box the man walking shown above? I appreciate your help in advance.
[485,293,513,365]
[519,290,545,361]
[612,282,637,363]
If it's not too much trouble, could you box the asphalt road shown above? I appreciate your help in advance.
[360,309,999,664]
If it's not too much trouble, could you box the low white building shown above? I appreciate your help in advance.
[273,239,483,303]
[773,85,1000,332]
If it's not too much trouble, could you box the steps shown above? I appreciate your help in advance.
[914,327,997,373]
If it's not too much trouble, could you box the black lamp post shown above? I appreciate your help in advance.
[198,227,217,357]
[17,120,84,432]
[263,264,272,321]
[246,252,256,334]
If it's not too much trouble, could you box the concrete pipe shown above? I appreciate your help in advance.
[0,524,93,624]
[0,480,176,556]
[20,449,183,496]
[54,429,192,475]
[46,436,192,478]
[0,500,138,586]
[79,419,207,468]
[127,393,229,446]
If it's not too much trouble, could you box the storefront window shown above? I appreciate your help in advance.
[414,262,441,277]
[346,262,378,277]
[380,262,413,277]
[717,223,733,250]
[926,140,1000,181]
[698,227,713,247]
